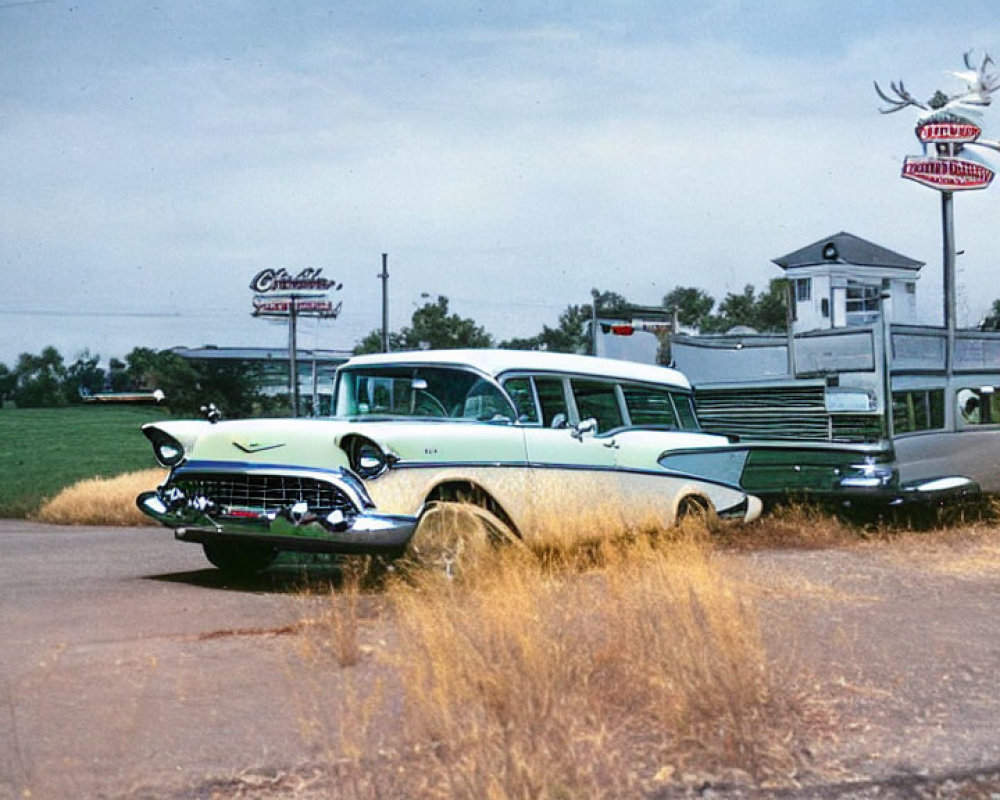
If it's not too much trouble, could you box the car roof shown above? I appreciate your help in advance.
[342,349,692,390]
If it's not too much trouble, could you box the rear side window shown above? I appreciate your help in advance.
[671,392,700,430]
[571,379,624,433]
[621,384,679,427]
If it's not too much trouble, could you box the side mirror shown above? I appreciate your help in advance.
[411,377,429,391]
[551,413,568,429]
[571,418,598,441]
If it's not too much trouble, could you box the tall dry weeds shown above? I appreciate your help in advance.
[34,468,166,526]
[724,501,860,550]
[316,519,810,799]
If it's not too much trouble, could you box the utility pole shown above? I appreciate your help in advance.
[590,289,600,356]
[379,253,389,353]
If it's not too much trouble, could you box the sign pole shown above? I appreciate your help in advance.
[311,356,318,417]
[942,190,956,376]
[288,295,299,417]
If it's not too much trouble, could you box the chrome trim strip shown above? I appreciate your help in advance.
[382,459,750,493]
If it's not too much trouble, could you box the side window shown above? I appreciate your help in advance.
[502,377,539,424]
[571,379,624,433]
[535,377,569,427]
[957,387,999,426]
[621,383,678,427]
[893,389,945,432]
[671,392,700,430]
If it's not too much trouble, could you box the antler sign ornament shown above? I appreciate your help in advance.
[876,51,1000,191]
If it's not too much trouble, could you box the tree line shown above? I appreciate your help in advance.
[1,281,790,413]
[353,280,791,355]
[0,346,267,417]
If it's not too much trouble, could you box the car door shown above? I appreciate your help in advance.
[504,374,623,540]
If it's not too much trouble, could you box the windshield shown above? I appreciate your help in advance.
[334,365,516,422]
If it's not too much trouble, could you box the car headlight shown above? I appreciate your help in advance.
[350,439,391,479]
[144,428,185,467]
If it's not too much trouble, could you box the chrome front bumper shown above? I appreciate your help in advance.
[136,465,419,557]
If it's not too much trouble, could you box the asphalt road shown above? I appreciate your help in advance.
[0,521,349,800]
[4,520,1000,799]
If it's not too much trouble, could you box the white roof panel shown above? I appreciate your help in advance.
[343,349,692,389]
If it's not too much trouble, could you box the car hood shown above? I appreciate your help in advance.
[144,417,512,471]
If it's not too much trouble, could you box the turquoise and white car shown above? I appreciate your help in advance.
[137,349,762,573]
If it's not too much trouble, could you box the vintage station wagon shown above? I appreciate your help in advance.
[137,349,762,573]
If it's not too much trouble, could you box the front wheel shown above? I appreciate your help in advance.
[202,541,278,576]
[404,501,520,578]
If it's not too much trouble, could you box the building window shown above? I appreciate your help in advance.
[845,282,880,313]
[892,389,945,433]
[795,278,811,302]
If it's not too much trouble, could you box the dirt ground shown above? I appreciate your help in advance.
[722,534,1000,799]
[3,521,1000,799]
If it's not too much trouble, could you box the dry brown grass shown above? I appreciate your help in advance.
[720,501,862,551]
[300,517,819,799]
[872,509,1000,577]
[33,468,166,526]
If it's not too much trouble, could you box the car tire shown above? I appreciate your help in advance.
[674,495,718,533]
[405,501,516,578]
[202,541,278,576]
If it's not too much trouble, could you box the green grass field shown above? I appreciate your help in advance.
[0,405,171,518]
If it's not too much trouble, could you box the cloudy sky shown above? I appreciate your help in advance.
[2,0,999,366]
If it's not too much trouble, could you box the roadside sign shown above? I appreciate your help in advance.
[916,119,982,145]
[252,296,343,318]
[901,156,995,191]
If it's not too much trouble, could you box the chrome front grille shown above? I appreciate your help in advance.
[172,472,357,517]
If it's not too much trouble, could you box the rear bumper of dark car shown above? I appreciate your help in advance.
[754,474,982,519]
